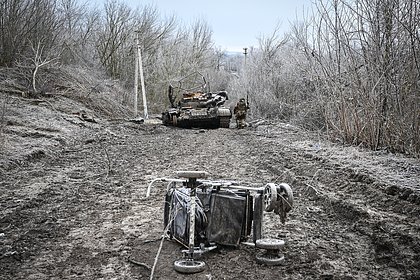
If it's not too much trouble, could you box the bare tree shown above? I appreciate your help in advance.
[0,0,62,67]
[58,0,100,65]
[29,40,58,94]
[189,19,213,66]
[96,0,134,78]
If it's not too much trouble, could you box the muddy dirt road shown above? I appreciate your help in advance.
[1,95,420,279]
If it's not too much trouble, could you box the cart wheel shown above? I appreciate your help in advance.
[173,259,206,274]
[277,183,293,211]
[255,238,285,250]
[176,170,208,179]
[255,252,285,266]
[264,183,278,212]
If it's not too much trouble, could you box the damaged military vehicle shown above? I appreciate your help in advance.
[162,72,232,129]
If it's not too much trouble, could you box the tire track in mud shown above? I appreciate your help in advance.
[1,119,419,279]
[0,124,142,279]
[238,126,420,279]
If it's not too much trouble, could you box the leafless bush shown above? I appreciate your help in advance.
[0,0,62,67]
[280,0,420,156]
[313,0,419,155]
[46,66,132,118]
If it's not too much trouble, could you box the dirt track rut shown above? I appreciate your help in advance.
[1,97,419,279]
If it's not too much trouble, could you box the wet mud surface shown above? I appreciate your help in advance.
[1,95,419,279]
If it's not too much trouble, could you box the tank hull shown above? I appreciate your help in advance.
[162,107,231,129]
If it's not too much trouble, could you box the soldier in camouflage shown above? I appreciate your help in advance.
[233,98,250,129]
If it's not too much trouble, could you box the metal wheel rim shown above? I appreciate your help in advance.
[173,259,206,274]
[255,238,285,250]
[264,183,278,212]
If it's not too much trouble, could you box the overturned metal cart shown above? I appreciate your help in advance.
[146,171,293,274]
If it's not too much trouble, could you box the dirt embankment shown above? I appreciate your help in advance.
[1,93,419,279]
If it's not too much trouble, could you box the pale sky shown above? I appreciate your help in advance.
[97,0,312,52]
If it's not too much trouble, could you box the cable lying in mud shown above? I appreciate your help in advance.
[128,258,151,270]
[149,205,181,280]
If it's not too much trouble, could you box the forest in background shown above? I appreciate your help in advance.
[0,0,419,156]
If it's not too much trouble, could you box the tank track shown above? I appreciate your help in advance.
[219,117,231,128]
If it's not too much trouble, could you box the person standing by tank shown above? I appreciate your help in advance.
[233,97,250,129]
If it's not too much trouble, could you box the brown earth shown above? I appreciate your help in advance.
[1,92,419,279]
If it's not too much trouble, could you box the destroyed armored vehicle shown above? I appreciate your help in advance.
[162,73,232,129]
[146,171,294,274]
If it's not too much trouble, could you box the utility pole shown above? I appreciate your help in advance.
[134,39,139,117]
[134,31,148,119]
[243,47,248,68]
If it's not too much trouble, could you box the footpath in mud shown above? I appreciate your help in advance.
[1,95,419,279]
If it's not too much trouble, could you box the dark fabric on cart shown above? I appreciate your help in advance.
[170,188,208,246]
[207,193,246,246]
